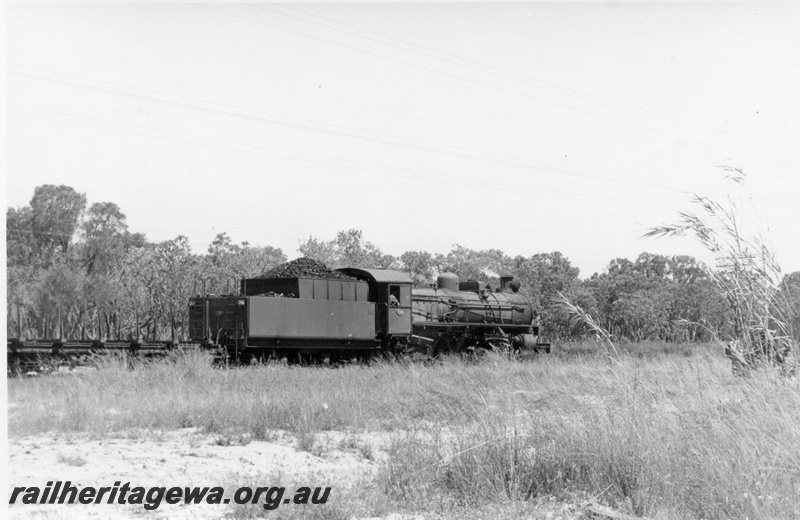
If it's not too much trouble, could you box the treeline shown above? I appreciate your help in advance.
[7,185,285,342]
[7,185,800,343]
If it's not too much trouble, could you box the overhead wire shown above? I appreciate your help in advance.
[7,104,523,184]
[11,105,684,211]
[196,5,703,143]
[9,63,524,164]
[23,105,788,269]
[12,69,798,207]
[264,2,800,162]
[10,68,697,195]
[9,6,796,230]
[198,3,800,169]
[12,5,796,209]
[4,109,710,280]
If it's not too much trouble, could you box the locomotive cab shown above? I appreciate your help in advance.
[336,268,413,341]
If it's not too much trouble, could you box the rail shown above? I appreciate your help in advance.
[7,338,180,374]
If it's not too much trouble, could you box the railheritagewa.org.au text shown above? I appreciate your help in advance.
[9,481,331,511]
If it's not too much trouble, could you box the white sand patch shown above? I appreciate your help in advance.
[8,428,378,519]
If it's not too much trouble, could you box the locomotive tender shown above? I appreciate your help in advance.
[189,267,550,362]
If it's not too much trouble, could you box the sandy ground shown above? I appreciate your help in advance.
[8,429,588,520]
[7,428,384,519]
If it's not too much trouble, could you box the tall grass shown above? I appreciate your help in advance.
[646,168,798,373]
[8,346,800,519]
[381,356,800,519]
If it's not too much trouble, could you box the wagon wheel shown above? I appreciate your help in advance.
[387,337,412,358]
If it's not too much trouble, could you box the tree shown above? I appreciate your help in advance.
[7,206,34,267]
[666,255,727,341]
[437,245,510,283]
[611,289,671,341]
[207,232,286,283]
[28,184,87,259]
[152,236,199,341]
[8,186,88,338]
[584,253,730,342]
[38,261,87,338]
[298,235,338,266]
[81,202,142,275]
[400,250,435,284]
[512,252,583,339]
[297,229,395,269]
[333,229,395,268]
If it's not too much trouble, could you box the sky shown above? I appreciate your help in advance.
[5,2,800,279]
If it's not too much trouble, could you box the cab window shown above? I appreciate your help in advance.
[389,285,401,306]
[399,285,411,307]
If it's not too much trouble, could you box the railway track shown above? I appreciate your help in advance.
[6,338,179,375]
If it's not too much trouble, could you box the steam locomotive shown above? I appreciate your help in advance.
[189,268,550,363]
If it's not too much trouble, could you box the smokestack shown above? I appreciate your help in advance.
[500,276,520,292]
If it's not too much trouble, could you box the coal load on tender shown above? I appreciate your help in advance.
[257,258,354,280]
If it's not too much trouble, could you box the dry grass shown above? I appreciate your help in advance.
[8,346,800,519]
[223,472,355,520]
[646,168,799,371]
[380,357,800,519]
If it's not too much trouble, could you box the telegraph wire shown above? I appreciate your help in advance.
[12,102,687,199]
[11,106,681,212]
[199,4,800,167]
[10,68,696,194]
[12,71,798,208]
[12,73,798,207]
[14,63,720,194]
[264,2,799,161]
[254,4,679,124]
[196,5,709,145]
[10,103,507,187]
[9,63,523,165]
